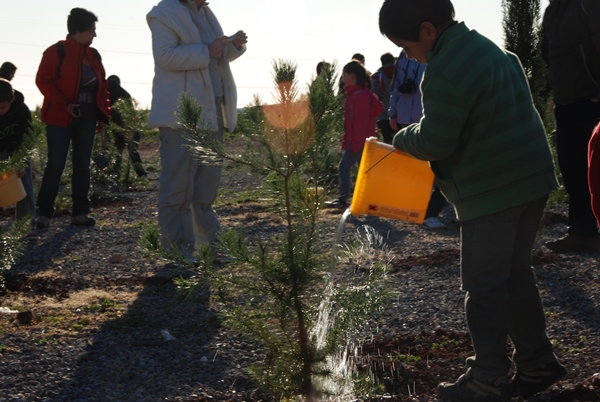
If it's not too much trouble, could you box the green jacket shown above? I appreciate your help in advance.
[393,22,558,221]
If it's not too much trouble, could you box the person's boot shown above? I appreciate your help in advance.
[545,233,600,253]
[437,371,511,402]
[511,361,567,398]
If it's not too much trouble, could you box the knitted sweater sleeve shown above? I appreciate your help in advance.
[392,70,467,161]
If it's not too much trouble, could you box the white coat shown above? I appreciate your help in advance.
[146,0,246,131]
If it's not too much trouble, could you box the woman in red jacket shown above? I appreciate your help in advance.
[325,60,384,208]
[35,8,110,229]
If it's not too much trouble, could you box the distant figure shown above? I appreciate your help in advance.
[388,50,426,132]
[389,50,447,229]
[107,75,147,178]
[338,53,370,95]
[0,62,17,81]
[316,61,331,77]
[325,61,384,209]
[0,78,37,239]
[542,0,600,253]
[147,0,247,258]
[370,52,395,144]
[35,8,110,229]
[0,61,24,104]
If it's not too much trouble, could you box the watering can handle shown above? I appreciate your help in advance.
[364,148,398,174]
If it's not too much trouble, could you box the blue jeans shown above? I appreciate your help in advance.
[461,195,557,380]
[338,148,363,200]
[36,119,97,218]
[16,161,35,221]
[554,100,600,236]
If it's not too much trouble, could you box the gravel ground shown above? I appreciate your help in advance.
[1,155,600,401]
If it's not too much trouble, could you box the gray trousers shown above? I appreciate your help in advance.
[158,97,223,252]
[460,195,557,380]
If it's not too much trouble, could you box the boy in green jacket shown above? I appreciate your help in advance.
[379,0,565,401]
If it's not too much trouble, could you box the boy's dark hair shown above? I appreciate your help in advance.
[0,62,17,80]
[67,8,98,35]
[343,60,369,88]
[379,0,455,42]
[0,78,14,103]
[380,52,395,66]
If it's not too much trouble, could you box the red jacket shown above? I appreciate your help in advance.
[342,84,385,153]
[36,35,110,127]
[588,122,600,226]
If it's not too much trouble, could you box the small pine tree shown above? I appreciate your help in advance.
[141,60,390,399]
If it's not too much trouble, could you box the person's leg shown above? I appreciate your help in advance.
[157,127,196,252]
[338,148,363,202]
[36,124,73,219]
[112,128,126,174]
[70,119,97,217]
[191,97,224,247]
[16,161,35,220]
[507,195,557,369]
[128,130,147,177]
[378,119,395,144]
[425,185,447,219]
[554,101,600,236]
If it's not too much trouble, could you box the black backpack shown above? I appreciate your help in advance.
[54,41,101,78]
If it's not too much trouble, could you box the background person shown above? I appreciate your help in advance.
[0,78,37,239]
[542,0,600,253]
[147,0,247,257]
[325,60,384,209]
[379,0,564,400]
[107,75,147,178]
[34,8,110,229]
[370,52,395,144]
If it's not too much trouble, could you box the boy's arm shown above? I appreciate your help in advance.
[392,73,467,161]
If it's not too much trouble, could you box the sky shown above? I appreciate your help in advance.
[0,0,550,111]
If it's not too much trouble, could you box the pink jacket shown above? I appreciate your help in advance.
[342,84,384,153]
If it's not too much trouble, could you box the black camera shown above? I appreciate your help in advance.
[398,78,417,94]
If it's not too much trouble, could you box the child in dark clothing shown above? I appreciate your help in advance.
[0,78,37,239]
[379,0,564,400]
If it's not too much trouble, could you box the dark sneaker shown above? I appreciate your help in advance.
[323,198,348,209]
[437,372,511,402]
[26,229,41,241]
[512,361,567,398]
[35,216,50,229]
[545,234,600,253]
[70,215,96,227]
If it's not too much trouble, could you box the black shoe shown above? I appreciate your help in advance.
[323,198,348,209]
[70,214,96,227]
[512,361,566,398]
[437,372,511,402]
[545,234,600,253]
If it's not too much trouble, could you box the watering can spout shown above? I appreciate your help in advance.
[350,137,435,224]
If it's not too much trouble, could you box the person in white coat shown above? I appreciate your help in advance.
[146,0,247,256]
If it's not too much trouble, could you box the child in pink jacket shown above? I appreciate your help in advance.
[326,60,384,209]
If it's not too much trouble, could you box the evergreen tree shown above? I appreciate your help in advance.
[502,0,549,121]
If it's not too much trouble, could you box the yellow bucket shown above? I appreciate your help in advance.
[0,172,27,207]
[350,137,435,224]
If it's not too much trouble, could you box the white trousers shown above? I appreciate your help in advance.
[157,97,224,252]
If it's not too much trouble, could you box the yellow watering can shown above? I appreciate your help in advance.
[350,137,435,224]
